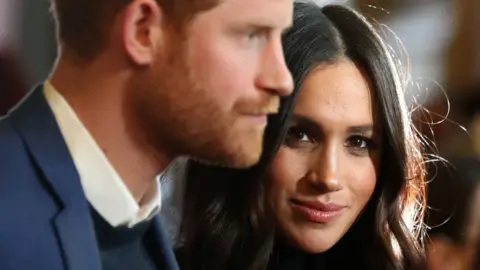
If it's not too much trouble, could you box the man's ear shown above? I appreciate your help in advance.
[122,0,163,66]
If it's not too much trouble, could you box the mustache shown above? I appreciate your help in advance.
[234,96,281,115]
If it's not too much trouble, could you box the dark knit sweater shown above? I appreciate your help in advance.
[90,208,158,270]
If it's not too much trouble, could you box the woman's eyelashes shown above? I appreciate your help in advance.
[284,125,316,147]
[284,124,379,156]
[344,134,378,156]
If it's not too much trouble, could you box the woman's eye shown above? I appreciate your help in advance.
[350,137,368,148]
[285,126,313,144]
[346,135,377,155]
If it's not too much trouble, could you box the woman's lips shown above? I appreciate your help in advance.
[290,199,346,224]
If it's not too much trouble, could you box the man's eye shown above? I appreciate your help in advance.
[246,31,259,40]
[242,29,268,43]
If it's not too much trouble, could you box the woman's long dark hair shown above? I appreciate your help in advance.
[176,2,427,269]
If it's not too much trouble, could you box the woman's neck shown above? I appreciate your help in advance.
[268,241,326,270]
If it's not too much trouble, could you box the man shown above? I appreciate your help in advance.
[0,0,293,269]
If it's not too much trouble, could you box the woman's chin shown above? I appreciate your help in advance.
[291,233,339,254]
[281,222,345,254]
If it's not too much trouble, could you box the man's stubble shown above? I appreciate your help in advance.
[127,35,264,169]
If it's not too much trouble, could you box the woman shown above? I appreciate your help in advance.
[168,2,427,269]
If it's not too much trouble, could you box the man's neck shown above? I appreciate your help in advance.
[49,56,174,202]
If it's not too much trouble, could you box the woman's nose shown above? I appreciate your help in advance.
[306,145,342,192]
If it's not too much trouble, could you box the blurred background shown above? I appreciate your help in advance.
[0,0,478,268]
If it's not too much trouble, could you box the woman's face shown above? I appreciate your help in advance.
[267,60,381,253]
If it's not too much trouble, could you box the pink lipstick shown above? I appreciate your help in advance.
[291,199,345,223]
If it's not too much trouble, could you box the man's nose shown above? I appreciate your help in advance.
[256,40,294,97]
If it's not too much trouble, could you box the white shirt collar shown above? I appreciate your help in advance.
[44,81,161,228]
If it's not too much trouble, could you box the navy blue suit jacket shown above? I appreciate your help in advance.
[0,86,179,270]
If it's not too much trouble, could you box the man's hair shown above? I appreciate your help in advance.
[51,0,219,59]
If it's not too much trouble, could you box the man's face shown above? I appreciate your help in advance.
[134,0,294,168]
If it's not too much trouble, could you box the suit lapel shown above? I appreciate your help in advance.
[8,85,102,270]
